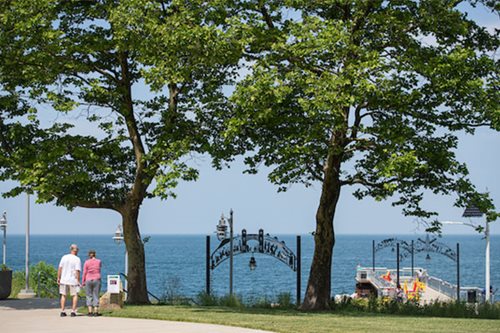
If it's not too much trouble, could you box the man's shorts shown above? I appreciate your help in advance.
[59,284,79,296]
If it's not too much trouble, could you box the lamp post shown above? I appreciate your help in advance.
[112,225,128,292]
[441,206,491,302]
[216,209,234,296]
[0,212,7,266]
[19,193,35,298]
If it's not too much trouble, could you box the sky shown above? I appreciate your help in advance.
[1,3,499,237]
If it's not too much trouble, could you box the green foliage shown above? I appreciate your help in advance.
[10,262,58,298]
[196,291,219,306]
[331,297,500,319]
[10,271,25,298]
[30,261,59,298]
[195,292,296,309]
[275,292,294,309]
[221,0,499,222]
[0,264,11,271]
[218,294,244,308]
[0,0,240,208]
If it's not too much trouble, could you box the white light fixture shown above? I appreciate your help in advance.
[113,225,124,245]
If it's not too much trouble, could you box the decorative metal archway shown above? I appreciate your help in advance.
[206,229,302,304]
[373,234,458,264]
[372,234,461,300]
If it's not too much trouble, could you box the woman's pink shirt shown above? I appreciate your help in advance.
[82,258,102,284]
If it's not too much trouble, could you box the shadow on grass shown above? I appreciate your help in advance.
[115,304,387,319]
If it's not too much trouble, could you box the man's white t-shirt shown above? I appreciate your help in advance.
[59,254,81,285]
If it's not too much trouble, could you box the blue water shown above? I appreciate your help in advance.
[2,234,499,301]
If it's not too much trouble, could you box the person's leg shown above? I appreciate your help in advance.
[85,282,93,314]
[60,285,67,313]
[72,294,78,313]
[93,279,101,314]
[60,294,66,311]
[70,286,78,314]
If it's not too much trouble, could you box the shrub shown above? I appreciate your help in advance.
[197,291,219,306]
[219,294,243,308]
[30,261,58,298]
[330,296,500,319]
[10,262,59,298]
[276,292,294,309]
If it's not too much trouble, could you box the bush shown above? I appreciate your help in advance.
[197,291,219,306]
[219,294,243,308]
[330,296,500,319]
[10,271,25,298]
[30,261,58,298]
[10,262,59,298]
[276,292,294,309]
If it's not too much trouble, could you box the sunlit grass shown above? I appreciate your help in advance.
[107,305,500,333]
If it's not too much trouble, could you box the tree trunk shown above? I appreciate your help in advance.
[121,202,150,304]
[300,152,342,311]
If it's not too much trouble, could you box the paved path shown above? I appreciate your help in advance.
[0,299,274,333]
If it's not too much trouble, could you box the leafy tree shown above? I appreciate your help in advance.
[0,0,240,304]
[225,1,499,310]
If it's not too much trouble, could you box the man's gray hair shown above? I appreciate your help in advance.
[70,244,79,251]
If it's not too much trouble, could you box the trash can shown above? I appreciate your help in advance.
[467,290,477,303]
[107,275,121,294]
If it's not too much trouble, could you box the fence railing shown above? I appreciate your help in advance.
[119,272,161,303]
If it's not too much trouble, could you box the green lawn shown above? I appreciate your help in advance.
[106,305,500,333]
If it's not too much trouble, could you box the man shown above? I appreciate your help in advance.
[57,244,82,317]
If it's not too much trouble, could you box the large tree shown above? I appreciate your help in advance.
[0,0,240,303]
[224,1,499,310]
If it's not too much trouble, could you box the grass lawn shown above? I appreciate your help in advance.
[106,305,500,333]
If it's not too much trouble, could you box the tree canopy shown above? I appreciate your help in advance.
[223,0,499,309]
[0,0,241,303]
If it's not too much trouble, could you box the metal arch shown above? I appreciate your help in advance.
[374,238,412,261]
[374,236,457,262]
[415,235,457,262]
[210,234,297,271]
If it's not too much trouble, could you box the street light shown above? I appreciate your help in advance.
[0,211,7,266]
[216,210,234,295]
[19,193,35,298]
[112,225,128,292]
[440,206,492,302]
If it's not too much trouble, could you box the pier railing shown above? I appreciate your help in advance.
[426,276,457,299]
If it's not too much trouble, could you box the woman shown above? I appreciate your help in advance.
[82,249,102,316]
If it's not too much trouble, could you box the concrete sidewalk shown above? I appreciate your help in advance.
[0,299,274,333]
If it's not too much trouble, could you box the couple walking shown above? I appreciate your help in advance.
[57,244,102,317]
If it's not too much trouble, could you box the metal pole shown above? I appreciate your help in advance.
[457,243,460,302]
[372,240,375,272]
[296,235,301,306]
[396,243,400,287]
[485,222,490,302]
[206,235,211,295]
[25,193,30,290]
[124,250,128,292]
[2,227,6,266]
[411,240,414,277]
[229,209,233,296]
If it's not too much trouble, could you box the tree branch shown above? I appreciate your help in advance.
[258,2,274,29]
[340,176,398,188]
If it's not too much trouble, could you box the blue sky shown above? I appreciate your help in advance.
[1,3,499,236]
